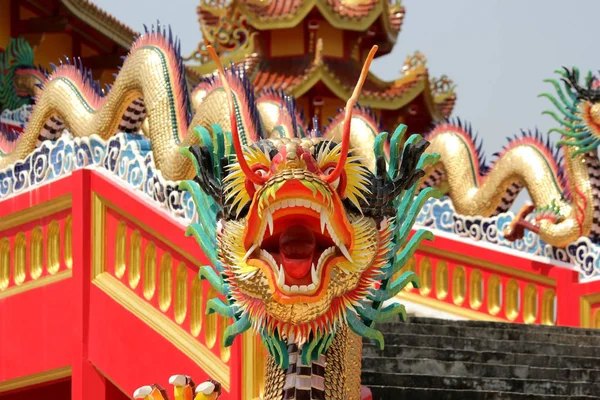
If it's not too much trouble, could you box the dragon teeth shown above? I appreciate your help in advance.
[320,210,327,234]
[254,198,356,294]
[338,243,353,263]
[242,243,258,262]
[278,263,285,286]
[282,284,313,294]
[266,211,274,236]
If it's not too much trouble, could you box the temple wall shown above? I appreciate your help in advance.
[269,26,305,57]
[321,96,345,122]
[33,33,73,68]
[0,1,11,49]
[317,20,344,58]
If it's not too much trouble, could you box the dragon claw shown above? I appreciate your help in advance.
[169,375,188,386]
[133,384,168,400]
[133,378,221,400]
[504,204,538,242]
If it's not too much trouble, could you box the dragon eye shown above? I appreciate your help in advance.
[323,166,341,190]
[250,166,269,191]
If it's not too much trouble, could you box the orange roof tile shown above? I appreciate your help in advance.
[244,0,304,19]
[61,0,138,48]
[325,0,380,19]
[243,54,455,118]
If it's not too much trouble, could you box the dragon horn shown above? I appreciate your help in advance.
[206,46,265,185]
[323,45,378,184]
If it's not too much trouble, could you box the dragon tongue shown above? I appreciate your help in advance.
[279,225,315,280]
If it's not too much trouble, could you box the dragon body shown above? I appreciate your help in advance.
[0,29,435,398]
[420,70,600,248]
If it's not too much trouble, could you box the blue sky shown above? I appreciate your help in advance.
[94,0,600,208]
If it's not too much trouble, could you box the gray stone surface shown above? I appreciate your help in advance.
[362,317,600,399]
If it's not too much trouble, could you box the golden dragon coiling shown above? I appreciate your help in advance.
[0,27,437,399]
[420,68,600,248]
[1,25,205,180]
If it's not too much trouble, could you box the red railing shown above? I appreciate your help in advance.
[0,170,265,400]
[397,231,600,328]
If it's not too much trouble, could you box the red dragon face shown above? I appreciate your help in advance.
[219,136,384,339]
[209,46,391,341]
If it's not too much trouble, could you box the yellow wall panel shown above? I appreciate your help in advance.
[19,6,37,20]
[0,1,11,50]
[81,43,99,57]
[318,21,344,58]
[34,33,73,67]
[270,26,305,57]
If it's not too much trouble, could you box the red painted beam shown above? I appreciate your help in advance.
[0,279,75,382]
[87,285,224,398]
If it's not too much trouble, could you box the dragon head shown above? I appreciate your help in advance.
[541,67,600,154]
[181,46,439,367]
[221,131,382,334]
[0,38,45,112]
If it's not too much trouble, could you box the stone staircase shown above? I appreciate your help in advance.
[361,317,600,399]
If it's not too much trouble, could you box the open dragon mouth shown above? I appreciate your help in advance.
[245,198,353,296]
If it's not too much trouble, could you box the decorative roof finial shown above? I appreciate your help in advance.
[314,38,323,66]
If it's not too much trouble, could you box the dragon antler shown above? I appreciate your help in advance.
[323,45,378,184]
[206,45,265,185]
[562,66,600,102]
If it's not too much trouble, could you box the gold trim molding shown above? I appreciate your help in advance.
[0,270,72,300]
[0,194,72,233]
[419,244,556,287]
[580,292,600,328]
[92,194,106,278]
[0,366,71,393]
[397,291,506,322]
[93,273,230,390]
[241,332,265,400]
[93,193,201,267]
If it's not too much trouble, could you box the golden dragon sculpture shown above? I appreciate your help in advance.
[3,20,600,399]
[0,28,436,398]
[420,69,600,248]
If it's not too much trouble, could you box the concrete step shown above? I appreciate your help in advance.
[362,344,600,369]
[368,332,600,357]
[361,356,600,382]
[368,386,600,400]
[381,317,600,336]
[378,321,600,346]
[361,372,600,397]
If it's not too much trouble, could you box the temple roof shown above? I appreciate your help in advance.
[245,53,455,119]
[10,0,452,119]
[60,0,138,49]
[199,1,405,43]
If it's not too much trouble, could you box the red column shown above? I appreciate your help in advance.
[552,267,581,327]
[71,169,109,400]
[228,339,243,400]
